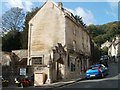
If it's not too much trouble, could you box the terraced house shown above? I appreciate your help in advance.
[27,0,91,86]
[108,36,120,62]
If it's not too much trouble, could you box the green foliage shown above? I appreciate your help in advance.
[74,15,86,27]
[2,7,24,51]
[2,7,40,51]
[86,24,98,37]
[101,46,108,55]
[94,35,104,46]
[87,21,120,46]
[2,30,22,51]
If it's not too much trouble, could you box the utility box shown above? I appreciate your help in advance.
[34,73,46,86]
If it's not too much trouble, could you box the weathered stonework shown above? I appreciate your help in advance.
[28,1,91,85]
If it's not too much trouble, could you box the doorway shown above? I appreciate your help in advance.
[56,58,64,80]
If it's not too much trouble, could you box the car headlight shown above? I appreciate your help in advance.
[86,74,89,76]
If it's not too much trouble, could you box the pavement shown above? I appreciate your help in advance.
[2,72,86,90]
[35,75,85,90]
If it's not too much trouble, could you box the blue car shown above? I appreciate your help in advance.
[86,64,108,79]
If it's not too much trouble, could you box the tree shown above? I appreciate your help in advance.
[101,46,108,55]
[2,30,22,51]
[2,7,25,32]
[87,21,119,47]
[2,7,40,51]
[94,35,105,46]
[86,24,97,37]
[74,15,86,27]
[2,7,24,51]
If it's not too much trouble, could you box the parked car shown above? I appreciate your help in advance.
[100,59,108,67]
[100,55,108,67]
[86,64,108,79]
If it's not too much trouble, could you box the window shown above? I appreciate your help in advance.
[67,54,70,67]
[26,67,29,73]
[73,29,76,35]
[73,40,76,51]
[71,63,75,72]
[77,60,79,68]
[32,57,43,65]
[82,43,84,49]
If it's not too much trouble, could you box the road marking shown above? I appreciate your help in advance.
[80,74,119,83]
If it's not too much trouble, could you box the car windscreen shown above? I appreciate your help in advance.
[92,67,99,70]
[89,66,99,70]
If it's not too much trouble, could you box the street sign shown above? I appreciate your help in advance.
[20,68,26,75]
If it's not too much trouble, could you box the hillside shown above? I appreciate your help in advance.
[86,21,120,47]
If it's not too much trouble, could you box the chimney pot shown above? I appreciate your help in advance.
[58,2,63,9]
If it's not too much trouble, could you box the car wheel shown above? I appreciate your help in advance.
[101,73,104,78]
[86,78,89,80]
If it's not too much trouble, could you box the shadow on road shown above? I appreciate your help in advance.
[106,61,118,78]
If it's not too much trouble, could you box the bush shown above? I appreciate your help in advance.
[21,79,30,87]
[2,80,9,87]
[15,81,21,87]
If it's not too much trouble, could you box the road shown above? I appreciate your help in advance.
[54,61,119,89]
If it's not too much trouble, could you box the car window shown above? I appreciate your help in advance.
[88,67,92,69]
[100,65,107,70]
[100,67,104,70]
[91,67,99,70]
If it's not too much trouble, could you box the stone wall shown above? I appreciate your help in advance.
[27,1,91,84]
[28,1,65,66]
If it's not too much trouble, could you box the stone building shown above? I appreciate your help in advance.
[101,40,111,49]
[27,0,91,85]
[1,50,28,85]
[108,36,120,62]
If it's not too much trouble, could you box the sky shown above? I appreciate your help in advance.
[0,0,119,25]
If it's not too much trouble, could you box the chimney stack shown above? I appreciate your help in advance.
[58,2,63,9]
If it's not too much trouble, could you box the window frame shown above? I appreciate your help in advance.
[32,56,44,65]
[73,40,76,51]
